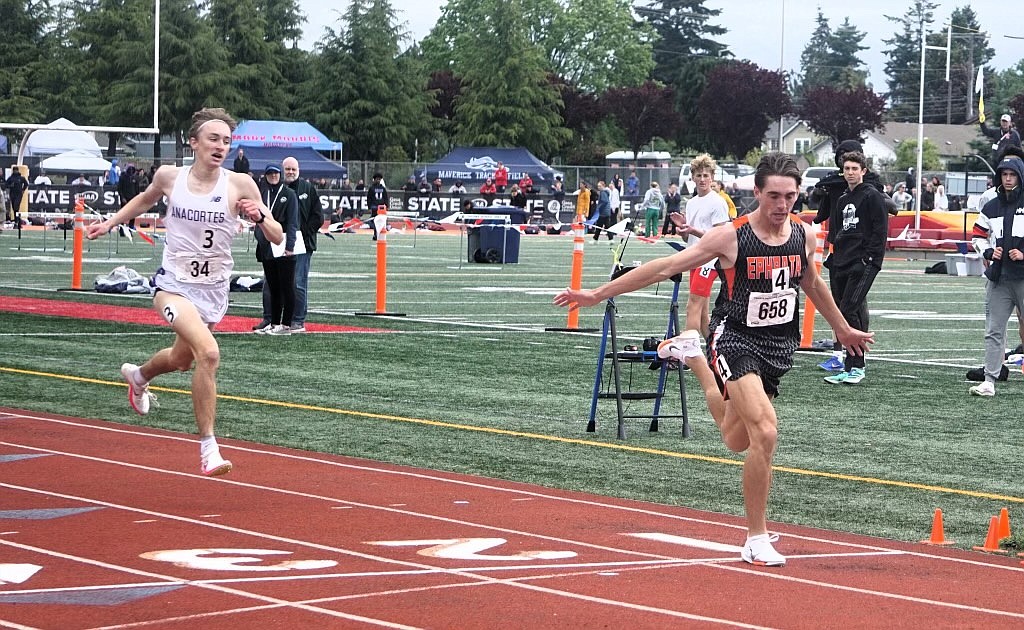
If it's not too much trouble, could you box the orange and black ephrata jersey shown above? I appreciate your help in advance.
[711,214,808,350]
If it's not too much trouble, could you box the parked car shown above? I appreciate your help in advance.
[801,166,839,190]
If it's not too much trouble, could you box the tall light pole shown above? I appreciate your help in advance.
[914,17,950,230]
[777,0,785,152]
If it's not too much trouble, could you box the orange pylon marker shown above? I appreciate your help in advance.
[920,508,955,545]
[972,516,1008,553]
[997,507,1011,539]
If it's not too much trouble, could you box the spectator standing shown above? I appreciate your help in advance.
[574,182,591,223]
[106,159,120,188]
[367,172,388,241]
[980,114,1022,166]
[493,162,509,193]
[892,183,912,210]
[823,152,888,385]
[431,177,442,192]
[117,165,141,229]
[5,168,28,223]
[402,176,418,193]
[72,174,92,186]
[283,156,322,333]
[85,107,283,477]
[713,180,738,218]
[592,181,613,241]
[679,155,730,337]
[640,181,665,238]
[625,170,639,196]
[254,164,300,336]
[606,177,620,222]
[448,180,467,194]
[34,171,52,186]
[969,155,1024,397]
[934,184,948,211]
[233,148,250,174]
[550,177,566,204]
[417,177,431,194]
[921,182,935,211]
[661,182,682,236]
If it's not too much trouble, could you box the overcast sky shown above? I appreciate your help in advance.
[295,0,1023,87]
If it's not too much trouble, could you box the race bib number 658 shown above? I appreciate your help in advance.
[745,266,796,327]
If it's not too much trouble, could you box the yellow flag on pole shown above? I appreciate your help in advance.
[976,66,985,123]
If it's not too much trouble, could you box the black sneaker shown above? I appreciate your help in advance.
[251,320,271,331]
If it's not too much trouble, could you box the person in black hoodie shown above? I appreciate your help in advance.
[968,155,1024,396]
[254,164,300,335]
[823,151,887,385]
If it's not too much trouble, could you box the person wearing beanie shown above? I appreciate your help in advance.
[254,163,300,335]
[969,155,1024,396]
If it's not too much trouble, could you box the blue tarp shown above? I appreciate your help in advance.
[415,147,563,187]
[231,120,342,152]
[225,146,347,180]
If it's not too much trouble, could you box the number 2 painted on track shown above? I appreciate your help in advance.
[140,548,337,572]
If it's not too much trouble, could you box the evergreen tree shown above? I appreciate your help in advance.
[882,0,939,122]
[797,14,867,98]
[304,0,431,161]
[636,0,731,151]
[0,0,56,124]
[453,0,570,157]
[208,0,289,119]
[158,0,233,160]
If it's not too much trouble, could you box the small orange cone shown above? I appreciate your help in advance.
[997,508,1011,539]
[972,516,1008,553]
[920,508,955,545]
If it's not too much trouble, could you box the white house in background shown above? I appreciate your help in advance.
[763,117,826,158]
[809,122,981,169]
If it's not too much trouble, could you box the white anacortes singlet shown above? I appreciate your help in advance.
[154,167,237,323]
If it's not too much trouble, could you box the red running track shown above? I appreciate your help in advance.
[1,407,1022,629]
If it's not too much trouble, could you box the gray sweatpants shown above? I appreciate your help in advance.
[982,278,1024,382]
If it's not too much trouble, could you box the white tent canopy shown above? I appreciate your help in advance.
[22,118,103,157]
[39,149,112,174]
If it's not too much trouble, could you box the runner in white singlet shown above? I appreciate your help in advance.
[86,108,283,477]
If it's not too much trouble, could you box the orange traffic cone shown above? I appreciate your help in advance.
[972,516,1008,553]
[920,508,954,545]
[997,508,1011,539]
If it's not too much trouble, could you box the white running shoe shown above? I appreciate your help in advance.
[120,363,154,416]
[254,323,274,334]
[267,324,292,336]
[201,451,233,477]
[969,381,995,397]
[741,534,786,567]
[657,330,703,361]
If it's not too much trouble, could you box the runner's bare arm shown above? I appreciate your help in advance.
[553,224,734,309]
[85,166,175,240]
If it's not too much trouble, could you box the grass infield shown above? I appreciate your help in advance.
[1,226,1023,552]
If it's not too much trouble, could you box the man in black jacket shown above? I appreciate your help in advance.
[823,151,888,385]
[4,168,28,223]
[233,148,250,174]
[366,172,388,241]
[282,156,323,333]
[980,114,1021,167]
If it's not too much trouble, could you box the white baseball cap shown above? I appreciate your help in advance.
[1001,114,1012,122]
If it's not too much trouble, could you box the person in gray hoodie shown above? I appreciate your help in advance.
[969,155,1024,396]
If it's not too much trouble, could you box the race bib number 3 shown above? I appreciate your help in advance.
[173,252,227,285]
[745,266,796,327]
